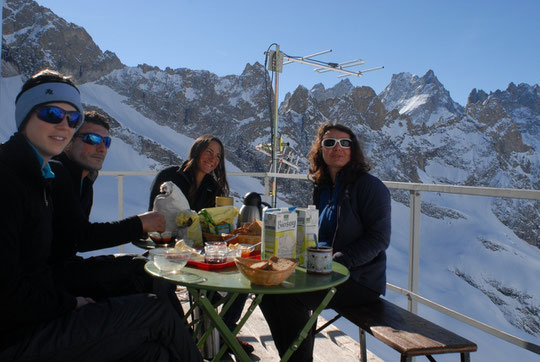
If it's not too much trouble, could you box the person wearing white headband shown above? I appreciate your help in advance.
[0,69,202,361]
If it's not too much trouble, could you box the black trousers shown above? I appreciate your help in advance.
[221,293,249,332]
[0,294,201,362]
[259,278,380,362]
[55,254,184,319]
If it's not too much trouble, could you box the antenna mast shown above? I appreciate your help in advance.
[264,45,383,207]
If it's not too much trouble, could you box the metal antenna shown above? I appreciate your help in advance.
[264,45,383,207]
[285,51,384,78]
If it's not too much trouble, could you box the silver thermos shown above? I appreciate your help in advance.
[237,192,270,227]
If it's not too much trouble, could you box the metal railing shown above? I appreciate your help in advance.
[99,170,540,355]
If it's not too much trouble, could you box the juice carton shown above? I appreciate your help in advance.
[262,207,297,259]
[296,205,319,267]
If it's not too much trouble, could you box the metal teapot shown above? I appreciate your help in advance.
[237,192,270,227]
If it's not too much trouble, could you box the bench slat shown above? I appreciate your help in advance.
[335,299,477,357]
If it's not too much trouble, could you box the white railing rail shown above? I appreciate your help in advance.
[99,170,540,355]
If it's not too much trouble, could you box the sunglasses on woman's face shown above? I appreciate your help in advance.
[36,106,83,129]
[321,138,352,148]
[76,132,111,148]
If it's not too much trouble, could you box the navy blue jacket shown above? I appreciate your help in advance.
[314,170,391,295]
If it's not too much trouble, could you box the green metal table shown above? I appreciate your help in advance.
[145,261,349,362]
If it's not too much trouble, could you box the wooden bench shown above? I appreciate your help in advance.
[316,298,477,362]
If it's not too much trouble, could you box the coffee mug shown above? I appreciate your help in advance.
[306,246,333,274]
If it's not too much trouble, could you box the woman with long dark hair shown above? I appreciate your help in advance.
[260,122,392,362]
[149,134,229,211]
[148,134,254,355]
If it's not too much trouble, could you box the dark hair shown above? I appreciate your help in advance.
[15,69,78,130]
[183,135,229,198]
[308,122,370,185]
[79,111,111,132]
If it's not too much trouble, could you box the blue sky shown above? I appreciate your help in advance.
[37,0,540,105]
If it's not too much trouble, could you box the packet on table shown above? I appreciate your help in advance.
[262,207,297,259]
[198,206,239,235]
[296,205,318,267]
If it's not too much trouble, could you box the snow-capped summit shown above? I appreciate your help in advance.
[379,70,463,126]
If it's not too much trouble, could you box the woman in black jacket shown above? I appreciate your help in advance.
[149,134,229,211]
[148,134,255,354]
[260,122,392,362]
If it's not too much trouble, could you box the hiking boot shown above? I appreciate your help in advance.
[236,337,255,354]
[221,337,255,355]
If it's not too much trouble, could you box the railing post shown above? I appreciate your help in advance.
[264,175,271,206]
[408,190,421,314]
[117,175,124,253]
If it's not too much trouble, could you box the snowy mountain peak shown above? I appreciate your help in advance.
[2,0,123,82]
[467,88,489,104]
[310,79,354,102]
[379,70,463,126]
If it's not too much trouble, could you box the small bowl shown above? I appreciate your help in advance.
[149,248,191,273]
[149,231,174,245]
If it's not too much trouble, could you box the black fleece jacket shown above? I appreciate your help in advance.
[0,133,76,351]
[148,162,222,212]
[49,153,143,263]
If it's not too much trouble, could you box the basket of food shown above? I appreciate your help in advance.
[235,256,298,286]
[231,220,262,251]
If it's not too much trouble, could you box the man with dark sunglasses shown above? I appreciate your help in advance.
[53,111,113,219]
[50,111,186,319]
[0,69,202,361]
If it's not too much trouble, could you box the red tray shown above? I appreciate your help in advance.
[188,251,261,270]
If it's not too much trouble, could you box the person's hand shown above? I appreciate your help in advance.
[138,211,166,233]
[75,296,95,309]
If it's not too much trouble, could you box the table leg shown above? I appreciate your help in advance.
[280,287,337,362]
[190,289,252,362]
[213,294,264,361]
[188,289,220,358]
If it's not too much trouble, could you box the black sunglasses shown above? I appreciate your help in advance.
[321,138,352,148]
[76,133,111,148]
[36,106,83,129]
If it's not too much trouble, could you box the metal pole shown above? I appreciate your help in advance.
[408,190,421,314]
[117,175,125,253]
[271,45,280,207]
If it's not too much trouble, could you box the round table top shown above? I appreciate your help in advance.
[145,261,350,294]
